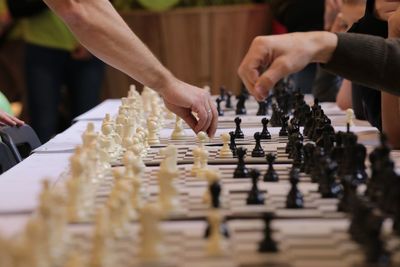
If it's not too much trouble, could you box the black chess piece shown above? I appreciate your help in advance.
[216,97,224,116]
[367,133,392,201]
[234,147,249,178]
[204,180,230,239]
[229,131,237,156]
[251,132,265,158]
[318,157,342,198]
[279,115,289,137]
[303,143,316,175]
[219,86,226,101]
[210,181,221,208]
[246,169,265,205]
[337,175,357,213]
[234,117,244,139]
[229,132,238,155]
[286,168,304,209]
[270,104,282,127]
[235,94,247,115]
[292,141,304,172]
[260,118,271,140]
[225,91,232,109]
[264,153,279,182]
[258,212,278,253]
[257,100,268,116]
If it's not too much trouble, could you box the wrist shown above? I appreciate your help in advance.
[311,31,338,64]
[148,68,177,97]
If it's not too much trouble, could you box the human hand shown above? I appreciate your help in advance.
[0,110,24,127]
[388,6,400,36]
[238,32,338,101]
[331,13,349,32]
[325,0,343,30]
[375,0,400,21]
[160,79,218,138]
[71,45,93,60]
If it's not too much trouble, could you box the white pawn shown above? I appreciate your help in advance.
[90,209,111,267]
[198,148,209,178]
[207,209,227,256]
[82,122,97,149]
[147,118,160,145]
[346,108,355,127]
[139,203,165,262]
[219,133,233,158]
[191,147,201,176]
[197,131,209,148]
[203,85,211,94]
[171,116,186,140]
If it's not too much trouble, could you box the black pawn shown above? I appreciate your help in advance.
[229,131,237,156]
[235,94,247,115]
[210,181,221,209]
[286,168,304,209]
[247,169,265,205]
[279,115,289,137]
[225,92,232,109]
[216,97,224,116]
[234,117,244,139]
[233,147,249,178]
[260,118,271,140]
[219,86,226,101]
[252,132,265,158]
[258,212,278,253]
[257,101,268,116]
[264,153,279,182]
[204,181,230,238]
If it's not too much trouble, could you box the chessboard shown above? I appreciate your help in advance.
[113,137,291,167]
[65,218,400,267]
[56,163,347,223]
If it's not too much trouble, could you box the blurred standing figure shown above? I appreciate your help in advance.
[23,6,104,142]
[269,0,325,93]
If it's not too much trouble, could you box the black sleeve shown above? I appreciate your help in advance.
[324,33,400,96]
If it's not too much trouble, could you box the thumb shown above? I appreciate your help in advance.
[254,57,290,100]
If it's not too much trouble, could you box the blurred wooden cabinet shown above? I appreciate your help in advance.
[102,4,272,98]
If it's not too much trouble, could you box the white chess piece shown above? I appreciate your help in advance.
[203,85,211,94]
[171,116,186,140]
[147,118,160,145]
[158,146,179,211]
[90,209,111,267]
[206,209,227,256]
[198,148,209,178]
[82,122,97,149]
[191,147,201,176]
[346,108,355,127]
[139,203,165,262]
[197,131,209,148]
[219,133,233,158]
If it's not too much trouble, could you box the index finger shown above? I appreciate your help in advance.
[207,99,218,138]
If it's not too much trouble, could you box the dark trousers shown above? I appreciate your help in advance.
[25,43,104,143]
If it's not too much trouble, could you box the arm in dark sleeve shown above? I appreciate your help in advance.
[324,33,400,96]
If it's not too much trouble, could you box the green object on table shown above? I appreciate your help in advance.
[0,91,12,115]
[137,0,180,11]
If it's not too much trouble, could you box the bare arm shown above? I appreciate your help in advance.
[336,79,352,111]
[43,0,218,137]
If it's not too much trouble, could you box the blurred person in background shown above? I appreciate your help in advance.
[1,0,105,143]
[269,0,325,93]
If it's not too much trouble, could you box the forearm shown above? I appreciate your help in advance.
[381,92,400,148]
[43,0,175,93]
[324,33,400,96]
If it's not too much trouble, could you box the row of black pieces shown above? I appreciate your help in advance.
[206,173,277,252]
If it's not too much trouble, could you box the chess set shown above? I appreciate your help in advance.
[2,82,400,267]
